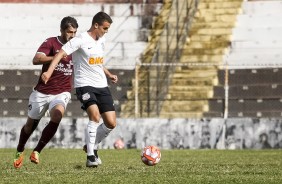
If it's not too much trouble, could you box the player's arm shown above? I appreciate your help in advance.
[103,67,118,84]
[32,53,54,65]
[41,49,67,84]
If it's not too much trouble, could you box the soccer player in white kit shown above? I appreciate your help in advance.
[42,12,118,167]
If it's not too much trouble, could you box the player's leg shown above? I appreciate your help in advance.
[82,112,116,165]
[95,111,116,147]
[85,104,100,167]
[76,86,101,167]
[95,87,116,145]
[14,117,40,168]
[94,111,116,164]
[30,92,70,164]
[13,90,45,168]
[92,88,117,164]
[30,104,64,164]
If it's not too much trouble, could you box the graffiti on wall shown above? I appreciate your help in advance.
[1,118,282,149]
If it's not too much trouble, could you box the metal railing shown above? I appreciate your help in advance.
[135,0,200,117]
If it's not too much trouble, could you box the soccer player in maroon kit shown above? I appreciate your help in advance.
[13,16,78,169]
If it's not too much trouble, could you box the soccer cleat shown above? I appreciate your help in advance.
[83,144,87,153]
[30,151,40,164]
[83,145,102,165]
[86,155,99,167]
[94,150,102,165]
[13,151,24,169]
[96,157,102,165]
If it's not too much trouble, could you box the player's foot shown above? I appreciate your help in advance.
[13,151,24,169]
[86,155,99,167]
[83,144,87,153]
[94,150,102,165]
[30,151,40,164]
[83,145,102,165]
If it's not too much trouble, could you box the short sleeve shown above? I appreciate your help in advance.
[62,34,82,55]
[36,38,53,56]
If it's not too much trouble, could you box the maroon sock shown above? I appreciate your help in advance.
[34,121,59,153]
[17,126,32,152]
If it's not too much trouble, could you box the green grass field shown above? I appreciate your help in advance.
[1,149,282,184]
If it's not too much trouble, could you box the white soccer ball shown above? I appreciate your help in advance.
[113,138,125,149]
[140,145,161,166]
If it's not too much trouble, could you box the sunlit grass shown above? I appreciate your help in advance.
[1,149,282,184]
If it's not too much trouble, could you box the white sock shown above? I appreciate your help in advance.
[94,123,113,150]
[86,121,99,156]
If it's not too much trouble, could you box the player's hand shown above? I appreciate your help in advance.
[110,74,118,84]
[41,72,51,84]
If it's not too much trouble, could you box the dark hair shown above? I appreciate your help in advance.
[92,12,113,26]
[60,16,79,30]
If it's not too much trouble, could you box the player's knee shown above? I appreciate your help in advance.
[23,125,33,134]
[50,109,63,123]
[31,119,39,131]
[105,120,116,129]
[24,119,39,134]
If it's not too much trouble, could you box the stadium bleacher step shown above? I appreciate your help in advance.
[172,71,218,78]
[180,54,224,63]
[182,48,229,55]
[201,0,243,2]
[161,102,209,112]
[184,41,231,49]
[189,35,232,42]
[190,28,233,36]
[166,91,213,100]
[192,21,236,29]
[158,112,204,119]
[198,1,243,9]
[170,78,218,86]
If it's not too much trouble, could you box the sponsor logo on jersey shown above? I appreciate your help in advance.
[88,57,104,65]
[55,63,73,76]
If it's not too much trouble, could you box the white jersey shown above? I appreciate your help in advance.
[62,32,108,88]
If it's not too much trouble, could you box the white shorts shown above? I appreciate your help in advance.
[28,90,71,120]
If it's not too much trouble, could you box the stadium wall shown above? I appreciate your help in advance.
[1,117,282,150]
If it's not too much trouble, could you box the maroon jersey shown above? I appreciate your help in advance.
[34,37,73,95]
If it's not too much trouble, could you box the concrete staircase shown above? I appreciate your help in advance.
[163,0,243,118]
[121,0,243,118]
[120,0,173,118]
